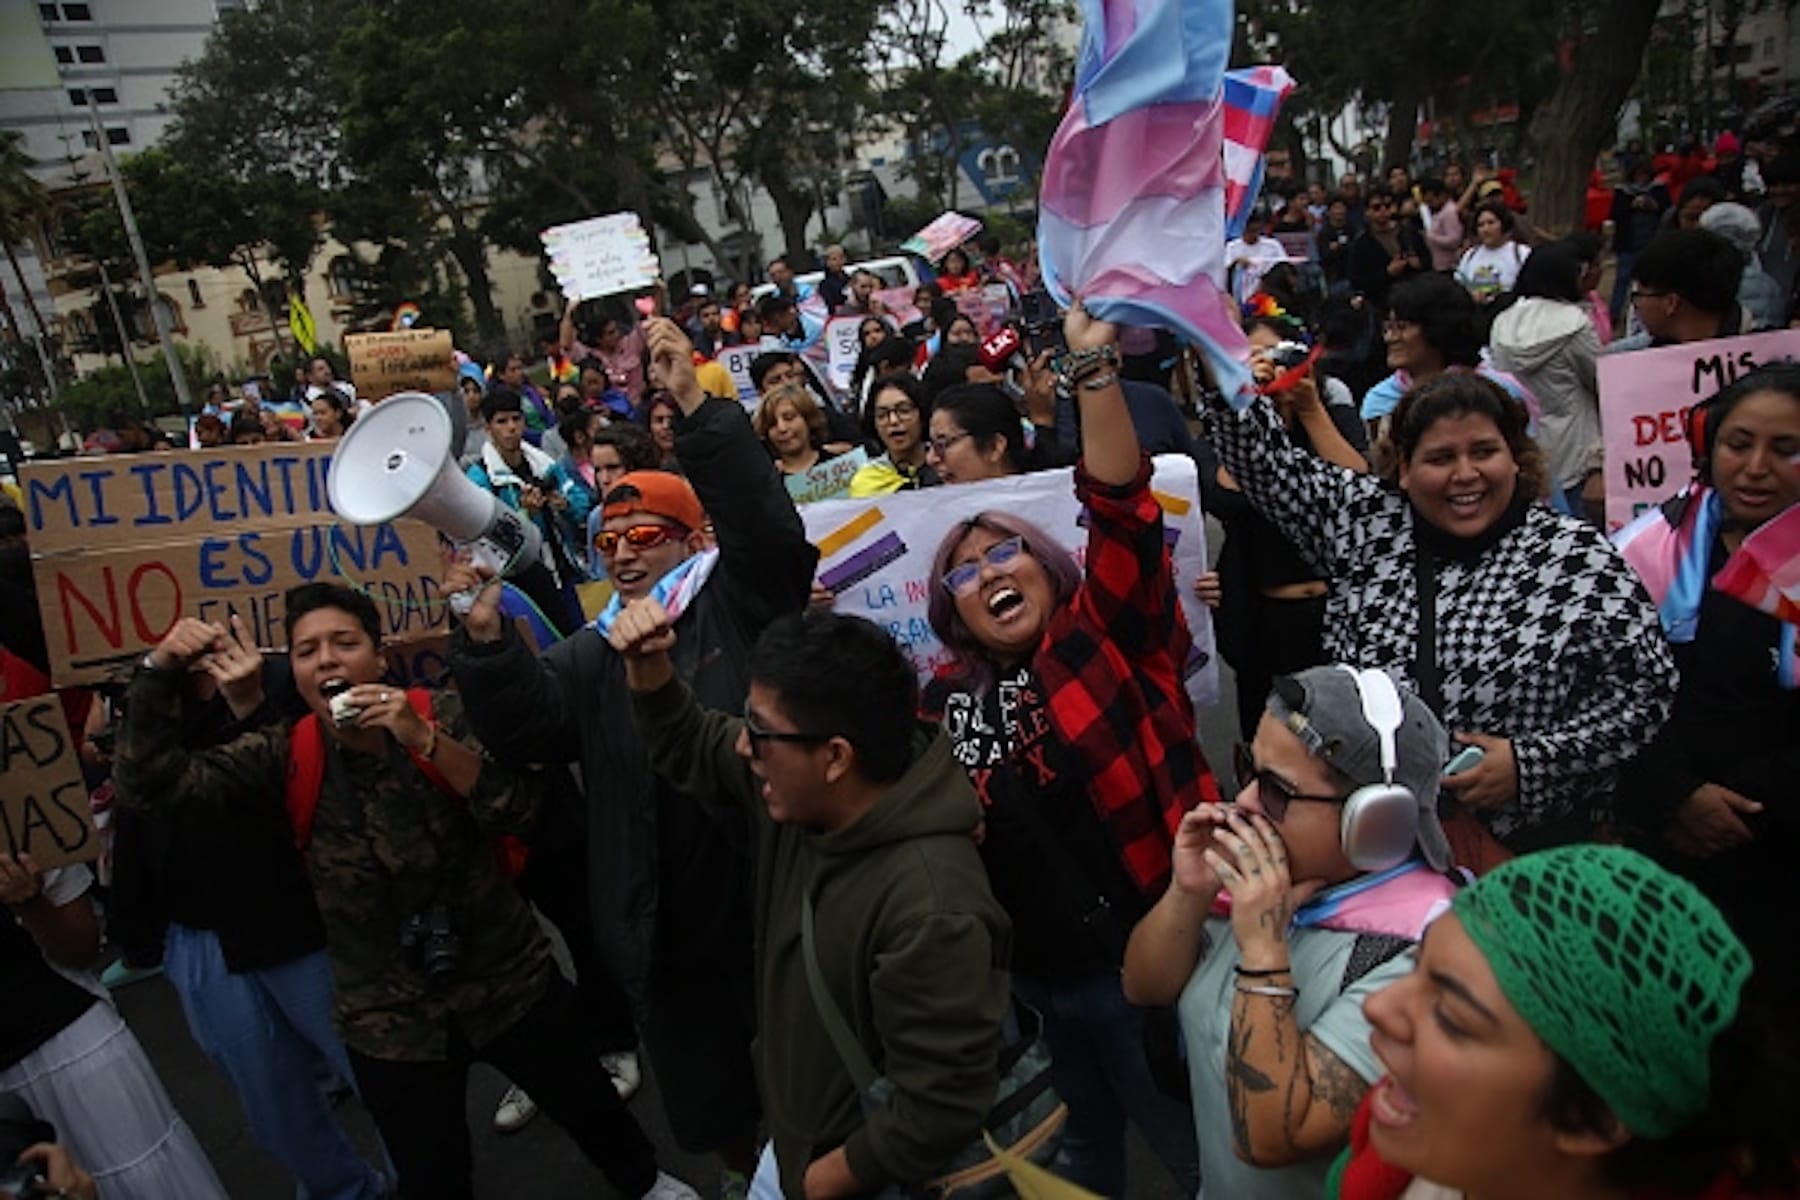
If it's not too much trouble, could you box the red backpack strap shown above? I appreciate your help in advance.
[285,713,326,851]
[401,689,526,878]
[401,689,456,795]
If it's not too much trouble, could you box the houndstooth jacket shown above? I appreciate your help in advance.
[1210,399,1676,844]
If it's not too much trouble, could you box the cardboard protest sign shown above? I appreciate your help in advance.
[0,696,99,869]
[1599,330,1800,531]
[21,443,452,686]
[541,213,661,300]
[346,329,455,399]
[785,448,869,506]
[902,212,983,263]
[801,455,1219,708]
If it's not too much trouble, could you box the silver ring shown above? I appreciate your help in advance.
[380,691,390,702]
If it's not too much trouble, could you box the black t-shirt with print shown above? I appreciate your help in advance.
[925,666,1146,979]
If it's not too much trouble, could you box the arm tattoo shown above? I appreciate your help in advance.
[1305,1039,1370,1125]
[1225,996,1278,1164]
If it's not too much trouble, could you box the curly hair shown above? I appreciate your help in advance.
[752,382,830,450]
[1389,274,1483,368]
[1374,371,1549,502]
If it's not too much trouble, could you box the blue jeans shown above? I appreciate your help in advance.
[1014,971,1200,1198]
[164,924,387,1200]
[1610,249,1638,325]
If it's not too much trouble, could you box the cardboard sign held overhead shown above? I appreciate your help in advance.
[346,329,455,400]
[0,696,99,869]
[21,443,452,687]
[541,213,662,301]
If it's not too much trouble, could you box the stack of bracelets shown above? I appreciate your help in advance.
[1057,343,1121,393]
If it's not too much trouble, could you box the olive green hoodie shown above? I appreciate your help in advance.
[632,676,1012,1197]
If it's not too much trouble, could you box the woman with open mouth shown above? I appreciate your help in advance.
[1333,844,1791,1200]
[917,302,1220,1198]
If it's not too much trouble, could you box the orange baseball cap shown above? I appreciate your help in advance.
[601,470,705,532]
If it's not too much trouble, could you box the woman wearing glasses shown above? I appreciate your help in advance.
[918,304,1218,1198]
[923,384,1037,485]
[848,376,937,497]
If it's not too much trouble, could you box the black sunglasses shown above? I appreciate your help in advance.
[742,701,832,759]
[1233,742,1343,822]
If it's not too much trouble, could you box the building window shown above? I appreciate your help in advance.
[187,278,205,309]
[68,88,86,105]
[62,2,92,18]
[327,255,357,298]
[39,4,57,20]
[92,86,116,103]
[53,45,73,63]
[79,130,96,149]
[105,127,129,146]
[75,44,104,63]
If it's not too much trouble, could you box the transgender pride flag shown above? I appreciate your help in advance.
[1038,0,1292,406]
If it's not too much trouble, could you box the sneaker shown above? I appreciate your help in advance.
[719,1167,750,1200]
[100,959,163,990]
[492,1084,538,1133]
[600,1050,642,1102]
[642,1171,701,1200]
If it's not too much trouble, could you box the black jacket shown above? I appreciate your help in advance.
[1347,224,1429,312]
[109,660,327,973]
[449,398,818,1013]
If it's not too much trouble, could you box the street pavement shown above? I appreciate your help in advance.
[112,522,1240,1198]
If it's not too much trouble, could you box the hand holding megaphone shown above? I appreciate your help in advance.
[327,392,544,589]
[442,556,504,642]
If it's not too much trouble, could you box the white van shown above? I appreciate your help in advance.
[748,254,930,304]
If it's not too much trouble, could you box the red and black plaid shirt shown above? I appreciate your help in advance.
[1036,457,1221,896]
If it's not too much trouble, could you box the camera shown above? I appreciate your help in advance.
[399,904,462,989]
[1254,340,1312,370]
[0,1095,53,1197]
[1018,290,1067,356]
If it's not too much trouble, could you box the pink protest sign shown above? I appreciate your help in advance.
[1598,330,1800,532]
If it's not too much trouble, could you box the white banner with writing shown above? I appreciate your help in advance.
[799,455,1218,708]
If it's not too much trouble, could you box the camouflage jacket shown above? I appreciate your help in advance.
[113,666,552,1062]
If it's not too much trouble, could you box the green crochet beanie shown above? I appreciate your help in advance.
[1451,844,1751,1139]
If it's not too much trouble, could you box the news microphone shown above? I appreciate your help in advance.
[978,325,1027,375]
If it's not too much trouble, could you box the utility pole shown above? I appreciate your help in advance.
[94,257,150,413]
[80,91,193,413]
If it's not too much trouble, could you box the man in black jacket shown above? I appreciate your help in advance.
[1346,183,1428,316]
[446,318,818,1183]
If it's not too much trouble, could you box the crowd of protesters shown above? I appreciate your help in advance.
[3,132,1799,1200]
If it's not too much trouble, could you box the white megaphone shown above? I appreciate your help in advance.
[327,392,542,608]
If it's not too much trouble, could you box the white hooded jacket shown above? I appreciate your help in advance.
[1488,297,1602,491]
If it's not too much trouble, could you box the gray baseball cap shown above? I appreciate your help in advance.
[1265,665,1453,871]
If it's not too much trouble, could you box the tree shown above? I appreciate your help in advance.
[160,0,343,353]
[1527,0,1664,233]
[0,130,58,396]
[107,146,322,361]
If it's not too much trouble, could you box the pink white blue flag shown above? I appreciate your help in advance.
[1039,0,1291,405]
[1223,65,1296,237]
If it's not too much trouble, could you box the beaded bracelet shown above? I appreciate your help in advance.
[1058,344,1120,386]
[1079,371,1119,392]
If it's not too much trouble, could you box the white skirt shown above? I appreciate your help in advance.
[0,1000,227,1200]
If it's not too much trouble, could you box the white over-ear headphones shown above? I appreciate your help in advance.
[1336,666,1421,873]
